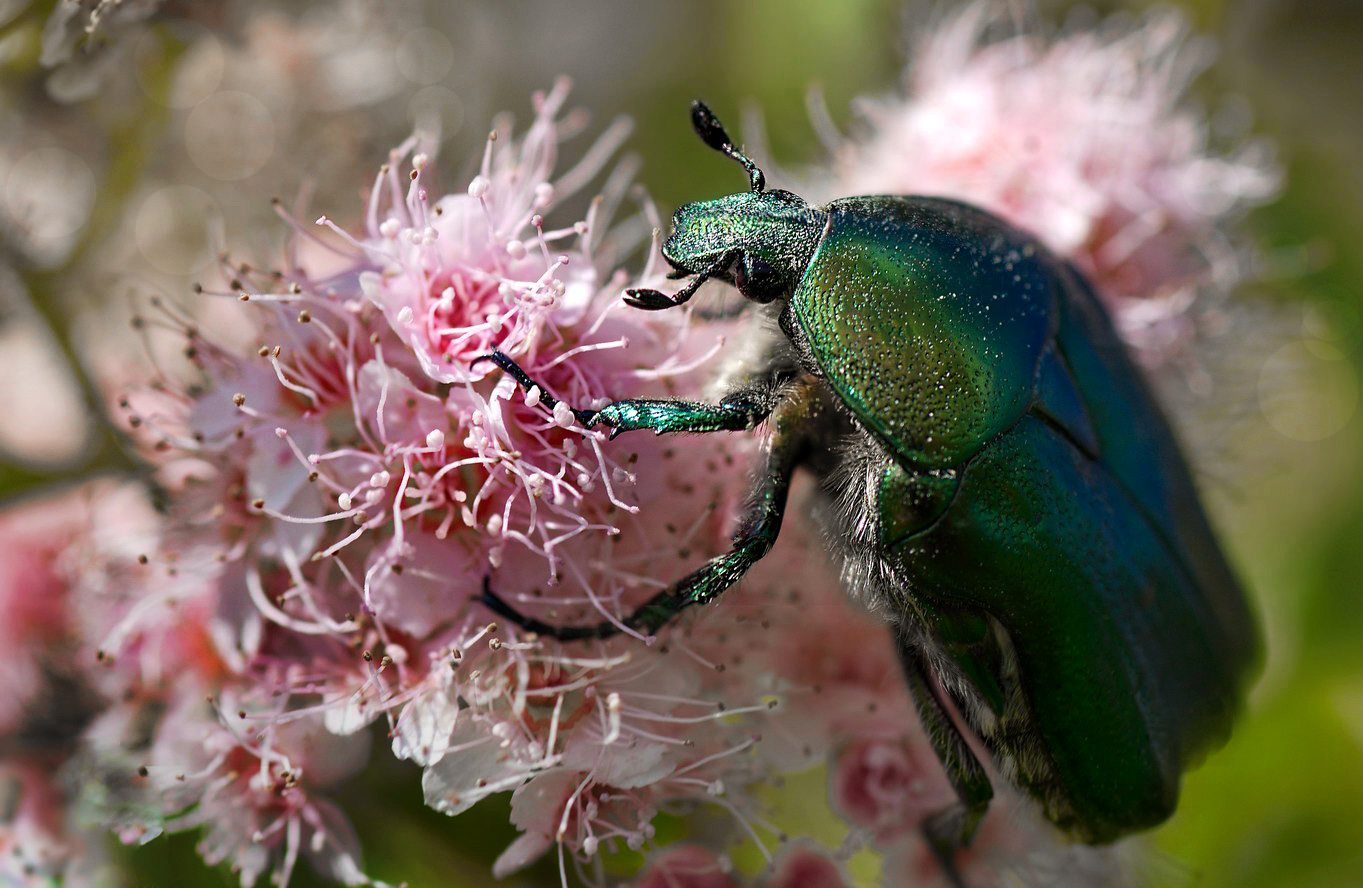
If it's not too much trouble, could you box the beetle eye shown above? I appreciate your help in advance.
[734,256,782,304]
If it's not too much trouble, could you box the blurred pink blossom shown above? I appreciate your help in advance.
[631,845,850,888]
[631,845,741,888]
[115,693,373,887]
[0,760,74,886]
[829,738,953,845]
[766,847,849,888]
[0,481,155,885]
[0,493,78,737]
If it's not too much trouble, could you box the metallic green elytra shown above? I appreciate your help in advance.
[478,101,1259,882]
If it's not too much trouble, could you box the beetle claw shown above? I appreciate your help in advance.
[623,288,678,311]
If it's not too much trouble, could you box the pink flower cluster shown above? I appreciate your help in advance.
[0,4,1275,887]
[103,79,794,885]
[4,80,939,887]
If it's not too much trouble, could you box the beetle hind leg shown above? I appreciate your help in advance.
[481,510,786,641]
[899,638,995,888]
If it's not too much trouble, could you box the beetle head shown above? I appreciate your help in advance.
[663,189,824,304]
[624,102,825,312]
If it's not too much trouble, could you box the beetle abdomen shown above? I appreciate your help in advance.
[889,411,1245,840]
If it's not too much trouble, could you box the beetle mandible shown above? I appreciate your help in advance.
[477,101,1259,883]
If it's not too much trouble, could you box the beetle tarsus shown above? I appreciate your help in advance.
[479,577,622,641]
[470,349,596,425]
[622,251,736,312]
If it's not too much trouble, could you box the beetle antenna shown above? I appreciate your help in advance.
[691,100,766,194]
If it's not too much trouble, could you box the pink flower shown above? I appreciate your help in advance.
[103,691,374,888]
[0,492,80,737]
[0,481,172,737]
[766,847,849,888]
[831,3,1278,365]
[0,759,74,886]
[630,845,849,888]
[0,482,164,885]
[829,737,954,845]
[631,845,740,888]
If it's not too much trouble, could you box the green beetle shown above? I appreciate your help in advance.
[479,102,1258,882]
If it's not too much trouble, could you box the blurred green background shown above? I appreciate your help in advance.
[2,0,1362,885]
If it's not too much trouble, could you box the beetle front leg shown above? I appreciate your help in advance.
[475,348,792,437]
[479,378,819,641]
[898,640,995,888]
